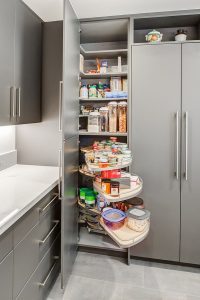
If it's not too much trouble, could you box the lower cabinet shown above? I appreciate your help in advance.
[0,186,60,300]
[16,234,60,300]
[0,252,13,300]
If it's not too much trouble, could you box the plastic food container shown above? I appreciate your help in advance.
[102,209,126,230]
[88,112,100,132]
[99,107,109,132]
[108,102,118,132]
[127,208,150,232]
[118,101,127,133]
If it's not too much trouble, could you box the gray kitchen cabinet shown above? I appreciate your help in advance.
[14,0,42,124]
[180,42,200,264]
[62,136,79,288]
[0,0,15,125]
[0,0,42,125]
[0,252,13,300]
[131,43,181,261]
[13,223,40,298]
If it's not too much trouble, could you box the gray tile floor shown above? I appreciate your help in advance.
[47,251,200,300]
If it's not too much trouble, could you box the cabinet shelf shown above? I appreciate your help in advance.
[80,71,127,79]
[78,227,126,252]
[85,159,132,172]
[80,46,128,59]
[79,130,128,137]
[79,97,128,102]
[93,179,143,203]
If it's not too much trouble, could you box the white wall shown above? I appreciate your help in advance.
[0,126,16,154]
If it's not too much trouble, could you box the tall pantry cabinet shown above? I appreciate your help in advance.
[131,41,200,264]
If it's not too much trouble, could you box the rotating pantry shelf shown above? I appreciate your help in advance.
[93,178,143,203]
[100,218,150,249]
[85,159,132,172]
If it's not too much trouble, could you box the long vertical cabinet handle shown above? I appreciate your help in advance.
[58,149,62,199]
[59,81,63,132]
[10,87,15,118]
[185,112,188,180]
[175,111,179,180]
[16,87,21,117]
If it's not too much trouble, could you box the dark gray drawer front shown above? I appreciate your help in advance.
[38,187,59,219]
[38,234,61,300]
[14,207,39,247]
[39,202,61,260]
[0,252,13,300]
[0,230,12,263]
[13,224,40,298]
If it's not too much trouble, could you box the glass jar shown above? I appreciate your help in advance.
[99,107,109,132]
[108,102,117,133]
[118,101,127,133]
[88,112,100,132]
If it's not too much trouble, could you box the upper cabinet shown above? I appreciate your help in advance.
[0,0,42,126]
[14,0,42,124]
[0,0,15,125]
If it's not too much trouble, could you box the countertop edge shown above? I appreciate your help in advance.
[0,179,59,236]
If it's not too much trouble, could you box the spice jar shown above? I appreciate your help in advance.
[118,101,127,133]
[99,107,109,132]
[102,180,111,194]
[108,102,117,132]
[110,181,120,197]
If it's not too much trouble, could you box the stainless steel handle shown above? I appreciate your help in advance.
[59,81,63,132]
[16,87,21,117]
[10,87,15,118]
[38,259,59,287]
[58,150,62,199]
[185,112,188,180]
[39,193,59,214]
[175,111,179,180]
[39,220,59,244]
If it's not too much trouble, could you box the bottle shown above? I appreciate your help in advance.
[80,85,88,99]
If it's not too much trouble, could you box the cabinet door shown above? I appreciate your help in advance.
[14,0,42,124]
[63,0,80,139]
[181,42,200,264]
[62,136,79,288]
[0,0,15,125]
[131,44,181,261]
[0,252,13,300]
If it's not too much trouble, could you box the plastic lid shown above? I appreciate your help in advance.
[102,209,126,223]
[118,101,127,106]
[99,107,109,111]
[108,101,117,106]
[127,208,150,220]
[89,112,100,116]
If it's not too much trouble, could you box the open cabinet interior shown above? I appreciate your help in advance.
[134,14,200,43]
[78,19,149,263]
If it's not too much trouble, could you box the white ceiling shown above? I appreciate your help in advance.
[23,0,200,21]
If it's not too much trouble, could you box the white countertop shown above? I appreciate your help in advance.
[0,164,59,236]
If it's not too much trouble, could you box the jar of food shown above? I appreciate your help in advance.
[88,112,100,132]
[85,191,96,208]
[110,181,120,197]
[80,85,88,99]
[127,208,150,232]
[101,180,111,194]
[99,107,109,132]
[108,102,117,132]
[118,101,127,133]
[89,85,97,98]
[102,209,126,230]
[98,158,108,168]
